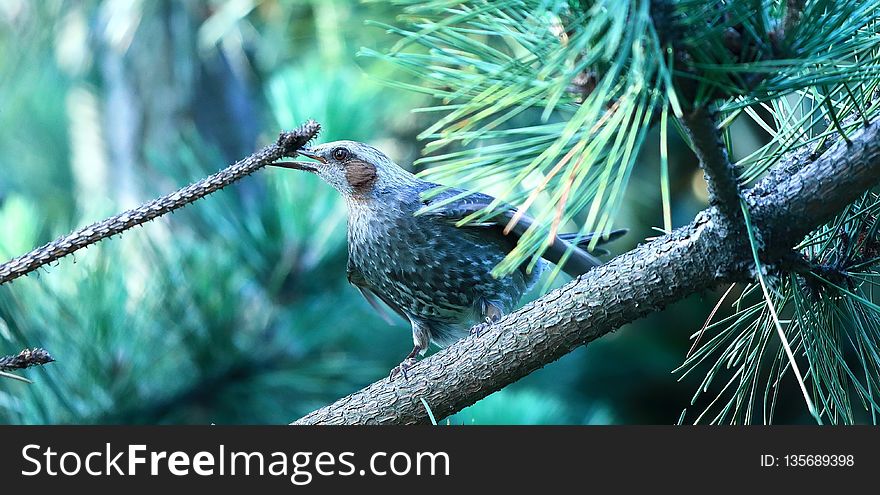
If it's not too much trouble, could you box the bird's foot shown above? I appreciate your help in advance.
[470,315,500,337]
[389,357,418,382]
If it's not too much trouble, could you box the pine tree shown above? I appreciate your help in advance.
[299,0,880,425]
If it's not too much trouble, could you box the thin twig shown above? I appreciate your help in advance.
[0,120,321,286]
[782,0,807,41]
[1,347,55,383]
[0,347,54,371]
[0,348,54,372]
[681,106,743,222]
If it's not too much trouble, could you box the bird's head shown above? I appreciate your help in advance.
[273,140,415,199]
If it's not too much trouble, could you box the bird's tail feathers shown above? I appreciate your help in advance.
[557,228,628,256]
[547,228,628,276]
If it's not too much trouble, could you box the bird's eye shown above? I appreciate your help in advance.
[332,148,350,161]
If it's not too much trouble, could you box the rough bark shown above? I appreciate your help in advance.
[681,107,743,223]
[293,119,880,425]
[0,348,54,372]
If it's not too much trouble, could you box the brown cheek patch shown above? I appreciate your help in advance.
[345,160,378,193]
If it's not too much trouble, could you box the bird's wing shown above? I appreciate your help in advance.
[419,187,624,276]
[347,261,406,325]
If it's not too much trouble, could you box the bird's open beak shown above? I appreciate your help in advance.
[269,148,325,173]
[297,148,326,163]
[270,161,318,172]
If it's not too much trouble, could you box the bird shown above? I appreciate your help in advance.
[271,141,625,380]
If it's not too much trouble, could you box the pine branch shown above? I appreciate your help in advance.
[782,0,806,40]
[0,120,321,286]
[0,347,54,371]
[0,347,54,382]
[293,117,880,425]
[652,2,743,223]
[681,107,743,223]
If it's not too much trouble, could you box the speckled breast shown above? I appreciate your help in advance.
[346,196,536,326]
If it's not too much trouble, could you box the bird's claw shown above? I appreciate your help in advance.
[469,321,489,337]
[470,315,500,337]
[389,357,418,381]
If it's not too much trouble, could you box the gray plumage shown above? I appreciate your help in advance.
[272,140,624,379]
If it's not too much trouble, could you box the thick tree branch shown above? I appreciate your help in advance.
[0,120,321,286]
[293,118,880,425]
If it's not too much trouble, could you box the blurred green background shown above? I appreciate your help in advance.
[0,0,809,424]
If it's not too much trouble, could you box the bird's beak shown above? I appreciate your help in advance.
[297,148,326,163]
[269,148,325,173]
[270,161,318,172]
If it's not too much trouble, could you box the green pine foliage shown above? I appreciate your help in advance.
[363,0,676,282]
[678,193,880,424]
